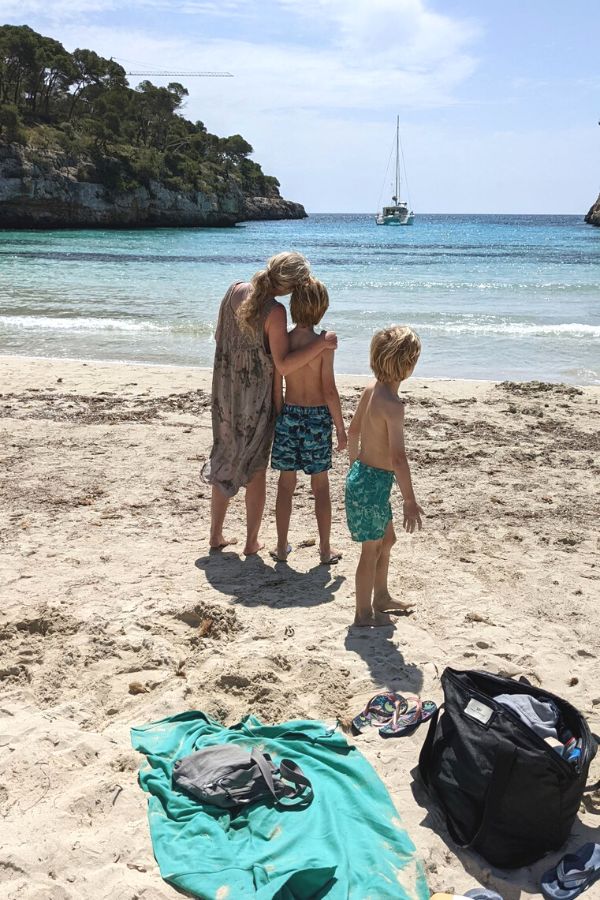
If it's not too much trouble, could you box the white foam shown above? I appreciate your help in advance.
[0,315,167,333]
[420,321,600,338]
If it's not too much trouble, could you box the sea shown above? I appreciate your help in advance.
[0,214,598,383]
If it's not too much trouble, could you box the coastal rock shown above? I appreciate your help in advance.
[0,142,306,228]
[584,192,600,226]
[241,195,307,221]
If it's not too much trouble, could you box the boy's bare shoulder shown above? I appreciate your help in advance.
[372,386,406,417]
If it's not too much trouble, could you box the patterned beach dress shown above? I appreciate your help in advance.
[202,283,278,497]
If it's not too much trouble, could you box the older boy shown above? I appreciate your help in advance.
[346,326,423,626]
[271,278,347,564]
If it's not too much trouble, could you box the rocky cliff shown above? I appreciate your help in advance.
[0,142,306,228]
[584,193,600,226]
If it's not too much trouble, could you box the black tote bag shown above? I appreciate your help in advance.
[418,668,597,868]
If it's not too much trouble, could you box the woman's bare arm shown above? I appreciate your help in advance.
[266,305,337,377]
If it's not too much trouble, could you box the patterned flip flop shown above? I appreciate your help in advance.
[379,698,438,738]
[352,692,408,733]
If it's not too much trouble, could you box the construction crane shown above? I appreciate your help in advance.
[124,70,232,78]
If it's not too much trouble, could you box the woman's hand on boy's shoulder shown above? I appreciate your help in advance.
[319,329,338,350]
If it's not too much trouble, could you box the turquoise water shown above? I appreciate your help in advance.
[0,214,598,382]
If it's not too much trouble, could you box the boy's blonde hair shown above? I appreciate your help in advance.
[290,277,329,327]
[237,251,311,336]
[370,325,421,383]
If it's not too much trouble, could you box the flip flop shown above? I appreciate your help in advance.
[269,544,292,562]
[464,889,505,900]
[379,697,438,738]
[320,551,342,565]
[351,692,407,734]
[541,843,600,900]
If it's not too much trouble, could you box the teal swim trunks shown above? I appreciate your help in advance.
[345,459,395,542]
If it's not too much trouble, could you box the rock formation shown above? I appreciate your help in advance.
[584,193,600,226]
[0,142,306,228]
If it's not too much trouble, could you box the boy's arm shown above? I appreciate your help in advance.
[347,388,369,464]
[321,349,347,450]
[273,369,284,415]
[385,400,423,533]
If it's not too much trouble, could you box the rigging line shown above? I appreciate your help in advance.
[376,131,396,213]
[399,133,412,209]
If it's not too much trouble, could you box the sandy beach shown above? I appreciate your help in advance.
[1,354,599,900]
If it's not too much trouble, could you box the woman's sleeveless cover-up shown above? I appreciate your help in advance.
[202,283,278,497]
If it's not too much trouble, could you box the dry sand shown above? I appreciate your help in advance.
[1,355,599,900]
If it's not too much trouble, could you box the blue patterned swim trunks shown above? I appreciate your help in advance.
[345,459,395,542]
[271,404,333,475]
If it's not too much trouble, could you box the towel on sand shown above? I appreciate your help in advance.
[131,711,428,900]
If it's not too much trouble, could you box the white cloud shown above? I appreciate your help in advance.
[1,0,490,210]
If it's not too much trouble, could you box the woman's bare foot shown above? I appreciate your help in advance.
[209,535,238,551]
[269,544,292,562]
[373,592,415,616]
[320,546,342,565]
[243,541,265,556]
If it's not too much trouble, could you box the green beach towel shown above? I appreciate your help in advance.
[131,711,428,900]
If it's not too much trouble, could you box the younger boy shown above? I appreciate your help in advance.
[271,278,347,564]
[345,326,423,626]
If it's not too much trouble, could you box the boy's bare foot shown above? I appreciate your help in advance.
[353,611,394,627]
[243,541,265,556]
[209,535,238,551]
[373,592,415,616]
[320,546,342,565]
[269,544,292,562]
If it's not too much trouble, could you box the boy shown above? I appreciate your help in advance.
[271,278,347,564]
[345,326,423,626]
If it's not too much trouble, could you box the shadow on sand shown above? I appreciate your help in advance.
[195,551,345,608]
[344,626,423,697]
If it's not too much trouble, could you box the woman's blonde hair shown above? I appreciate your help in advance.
[290,277,329,327]
[370,325,421,383]
[237,251,311,336]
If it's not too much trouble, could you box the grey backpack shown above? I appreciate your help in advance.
[172,744,313,811]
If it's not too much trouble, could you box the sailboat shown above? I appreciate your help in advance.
[376,116,414,225]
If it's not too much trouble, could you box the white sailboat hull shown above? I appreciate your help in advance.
[376,211,414,225]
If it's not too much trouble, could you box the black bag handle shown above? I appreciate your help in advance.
[418,704,442,789]
[444,743,516,849]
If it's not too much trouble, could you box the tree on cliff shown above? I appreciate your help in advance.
[0,24,282,199]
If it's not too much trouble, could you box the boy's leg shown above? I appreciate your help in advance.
[274,470,296,560]
[355,539,392,626]
[373,521,415,615]
[209,484,235,549]
[244,468,267,555]
[310,471,341,564]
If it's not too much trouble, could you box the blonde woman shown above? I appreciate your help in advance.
[203,252,337,555]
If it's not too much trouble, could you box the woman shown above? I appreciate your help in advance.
[203,252,337,555]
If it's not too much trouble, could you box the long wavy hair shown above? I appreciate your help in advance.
[236,251,311,337]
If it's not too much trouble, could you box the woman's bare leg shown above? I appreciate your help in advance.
[274,470,296,560]
[209,485,234,549]
[244,468,267,555]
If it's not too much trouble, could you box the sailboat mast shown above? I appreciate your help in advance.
[395,115,400,202]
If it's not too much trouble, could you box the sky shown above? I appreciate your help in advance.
[2,0,599,214]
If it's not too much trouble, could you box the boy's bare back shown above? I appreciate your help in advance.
[352,382,406,471]
[283,328,329,407]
